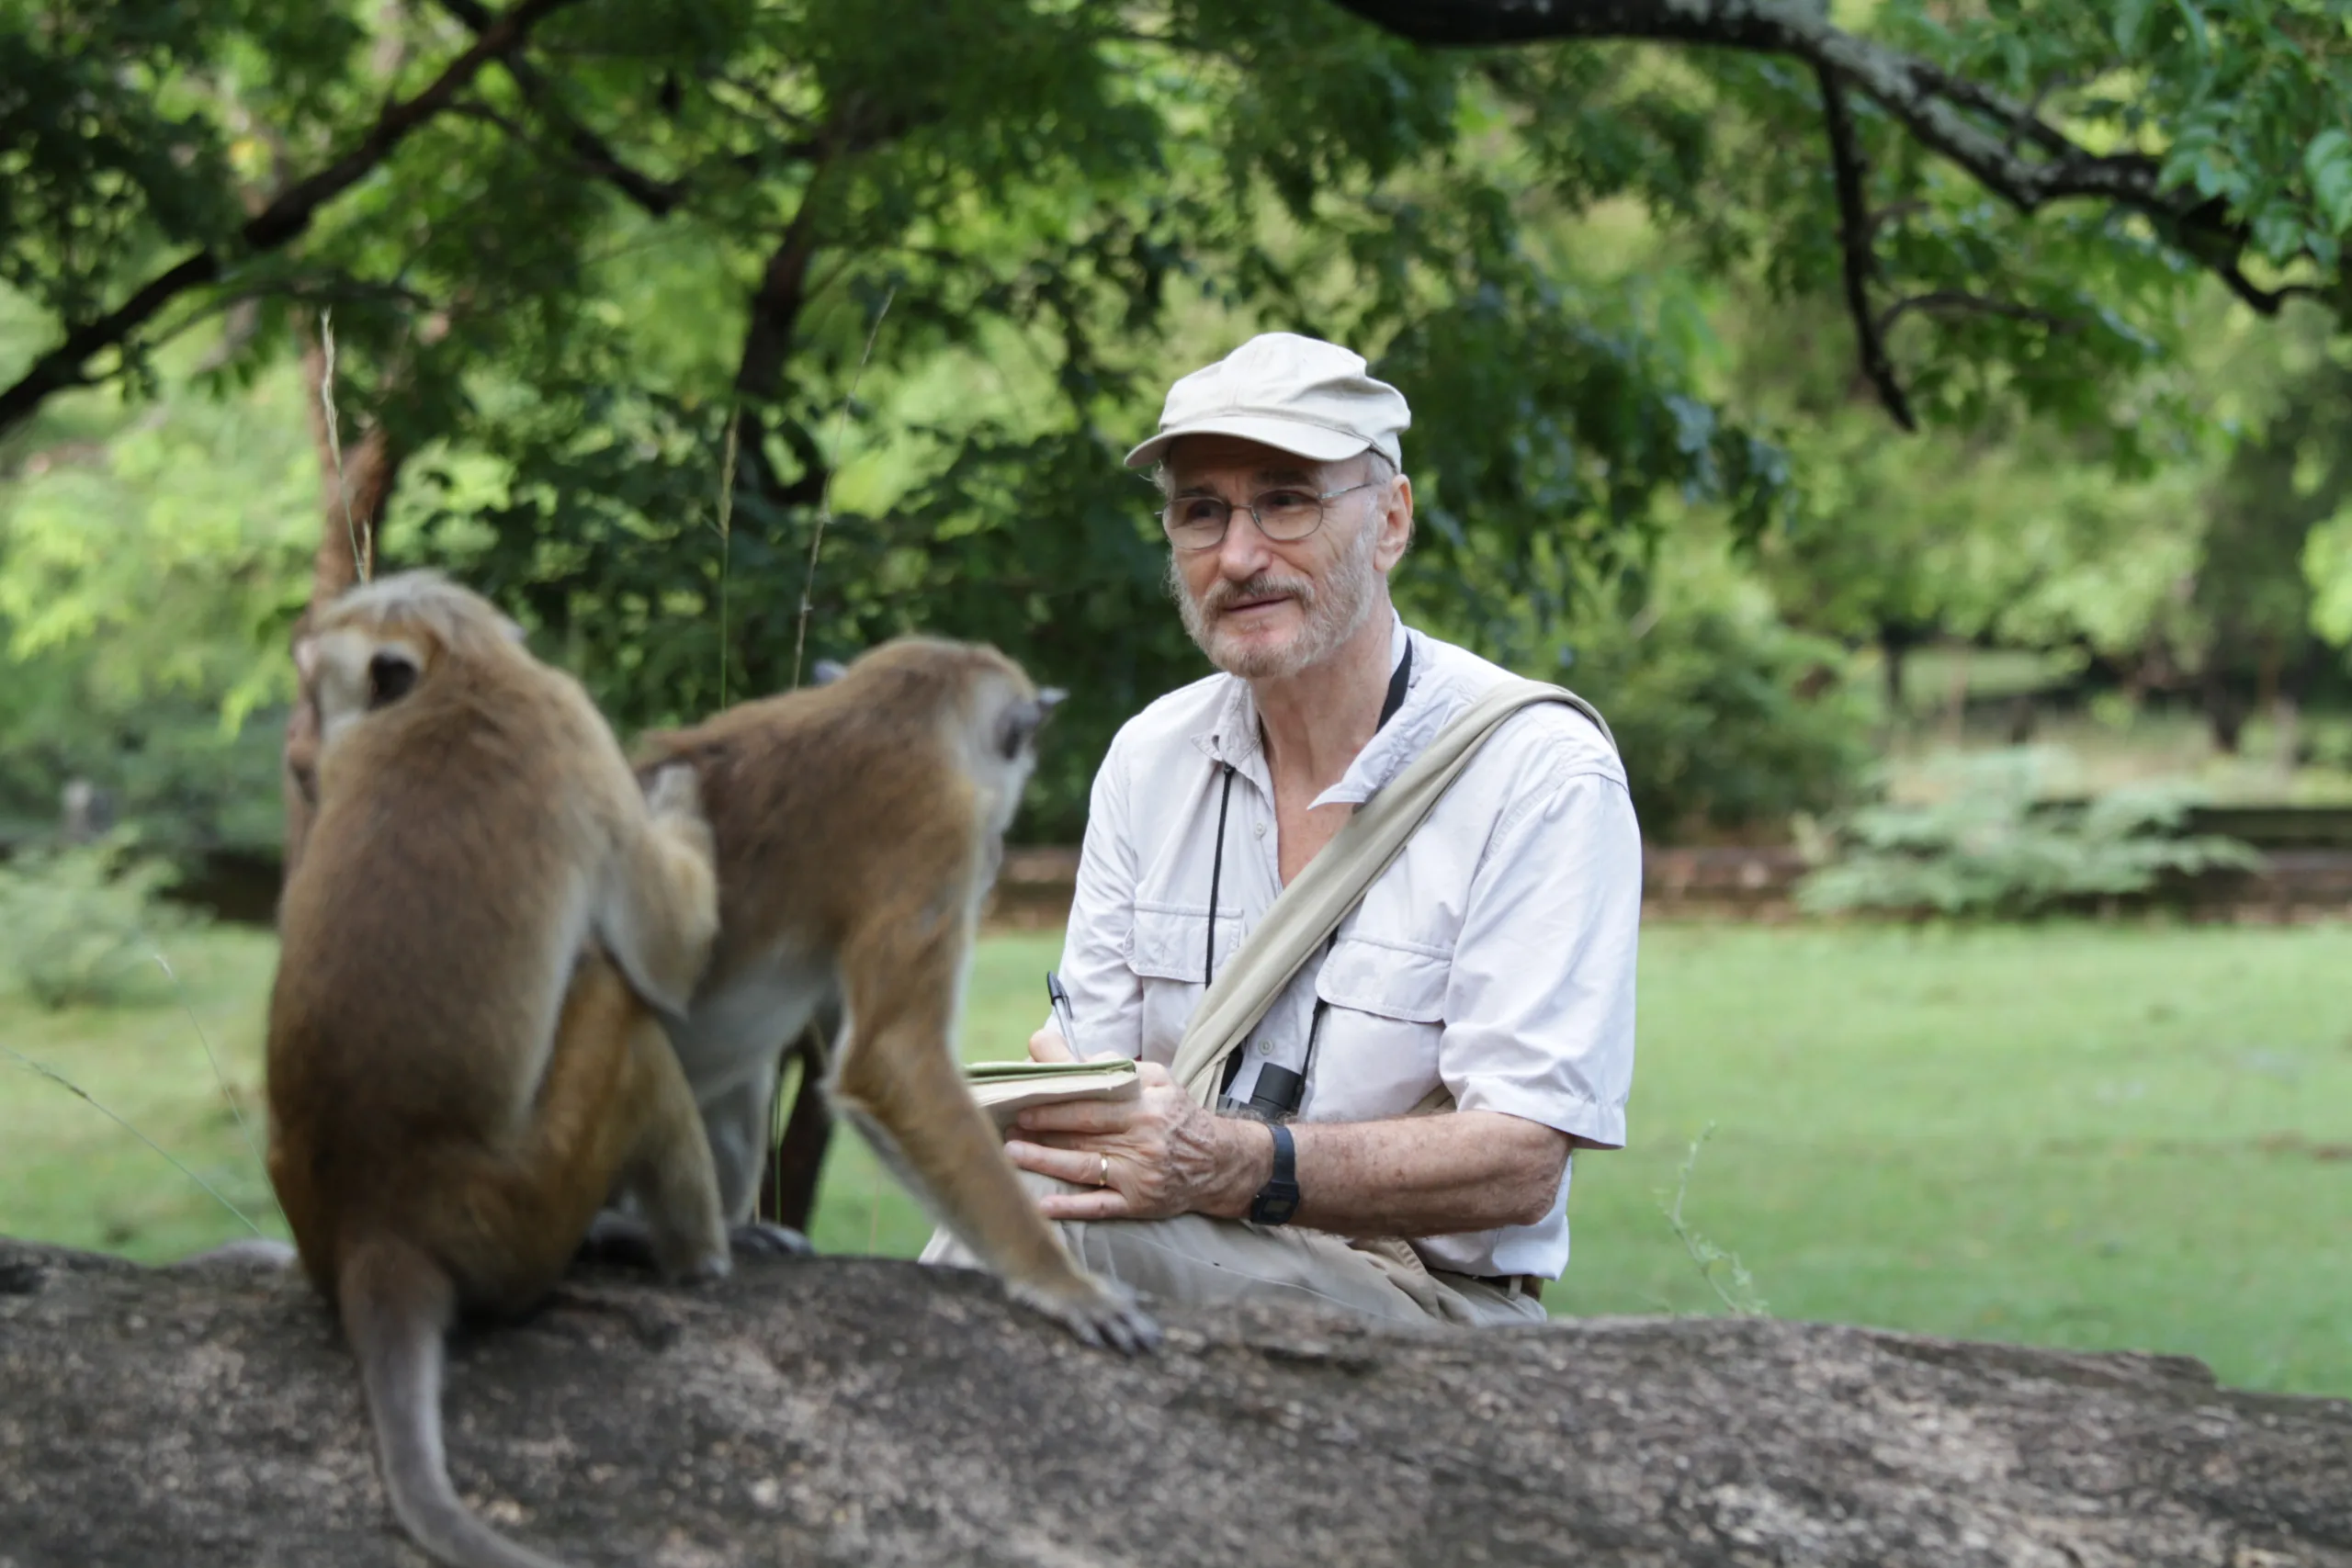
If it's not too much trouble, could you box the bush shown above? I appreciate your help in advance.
[0,835,207,1009]
[1567,604,1874,840]
[1413,516,1874,843]
[1796,750,2261,919]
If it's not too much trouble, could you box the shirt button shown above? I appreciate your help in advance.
[1254,821,1267,839]
[1258,1041,1274,1056]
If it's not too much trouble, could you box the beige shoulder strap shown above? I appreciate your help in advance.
[1169,679,1614,1110]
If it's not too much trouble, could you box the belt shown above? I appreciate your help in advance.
[1497,1273,1544,1303]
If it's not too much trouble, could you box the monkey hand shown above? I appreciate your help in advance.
[1006,1063,1267,1224]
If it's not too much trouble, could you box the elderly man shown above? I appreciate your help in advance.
[922,332,1640,1326]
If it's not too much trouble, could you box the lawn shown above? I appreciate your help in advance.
[5,919,2348,1397]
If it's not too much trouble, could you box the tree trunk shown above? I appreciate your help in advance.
[278,326,405,890]
[1878,625,1907,718]
[2203,667,2249,754]
[1943,639,1971,750]
[734,185,835,1220]
[2256,633,2283,728]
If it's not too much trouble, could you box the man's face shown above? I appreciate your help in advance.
[1161,435,1412,681]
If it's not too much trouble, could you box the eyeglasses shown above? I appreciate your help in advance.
[1159,479,1381,552]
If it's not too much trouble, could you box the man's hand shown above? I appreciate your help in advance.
[1027,1026,1075,1063]
[1004,1061,1272,1222]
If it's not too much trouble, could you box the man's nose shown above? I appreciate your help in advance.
[1214,507,1275,578]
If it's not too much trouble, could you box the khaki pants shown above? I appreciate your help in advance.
[917,1170,1547,1329]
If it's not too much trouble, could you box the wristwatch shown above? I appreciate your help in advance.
[1249,1122,1301,1226]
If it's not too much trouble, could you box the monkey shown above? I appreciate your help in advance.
[627,637,1162,1353]
[265,569,733,1568]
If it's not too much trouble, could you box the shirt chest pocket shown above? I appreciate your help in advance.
[1124,902,1243,1061]
[1304,935,1450,1119]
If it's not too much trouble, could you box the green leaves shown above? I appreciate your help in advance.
[2114,0,2158,56]
[2305,127,2352,239]
[16,0,2352,847]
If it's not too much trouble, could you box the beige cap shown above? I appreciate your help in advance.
[1124,332,1410,470]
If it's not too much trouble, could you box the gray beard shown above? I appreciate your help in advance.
[1169,521,1381,681]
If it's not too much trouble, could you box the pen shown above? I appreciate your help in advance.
[1045,970,1083,1057]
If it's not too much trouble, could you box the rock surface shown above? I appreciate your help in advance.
[2,1235,2347,1567]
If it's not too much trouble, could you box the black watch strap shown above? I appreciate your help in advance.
[1250,1122,1302,1226]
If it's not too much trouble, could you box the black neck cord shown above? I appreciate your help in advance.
[1207,639,1414,1107]
[1204,761,1235,987]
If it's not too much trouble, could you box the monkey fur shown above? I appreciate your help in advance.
[266,570,731,1568]
[632,637,1162,1353]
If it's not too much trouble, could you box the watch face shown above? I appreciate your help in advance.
[1253,1189,1300,1225]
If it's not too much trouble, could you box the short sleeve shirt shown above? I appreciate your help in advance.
[1051,615,1642,1280]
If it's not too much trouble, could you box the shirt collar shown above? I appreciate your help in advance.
[1188,613,1438,808]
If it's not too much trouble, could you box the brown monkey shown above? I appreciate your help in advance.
[266,570,731,1568]
[632,637,1161,1352]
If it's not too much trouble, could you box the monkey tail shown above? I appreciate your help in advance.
[339,1237,574,1568]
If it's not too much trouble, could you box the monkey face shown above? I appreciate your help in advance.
[967,677,1061,839]
[996,686,1065,762]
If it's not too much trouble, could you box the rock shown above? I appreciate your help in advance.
[1,1235,2346,1567]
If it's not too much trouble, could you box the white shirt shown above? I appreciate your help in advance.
[1053,615,1642,1279]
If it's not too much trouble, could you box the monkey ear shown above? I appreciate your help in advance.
[367,649,420,709]
[811,659,847,686]
[1035,686,1067,715]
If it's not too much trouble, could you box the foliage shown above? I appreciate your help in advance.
[0,834,206,1009]
[1728,290,2218,687]
[1336,0,2352,437]
[8,1,2352,844]
[1722,284,2352,743]
[1797,750,2263,919]
[0,305,311,854]
[354,5,1796,834]
[1512,524,1873,840]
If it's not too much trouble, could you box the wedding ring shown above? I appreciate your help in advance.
[1097,1153,1111,1188]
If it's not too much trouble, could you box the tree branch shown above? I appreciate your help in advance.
[1320,0,2302,310]
[0,0,586,440]
[433,0,685,217]
[1875,290,2084,338]
[1816,65,1913,431]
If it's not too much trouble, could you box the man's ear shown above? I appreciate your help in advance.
[1375,472,1416,570]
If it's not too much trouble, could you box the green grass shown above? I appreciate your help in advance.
[1563,921,2352,1399]
[0,931,284,1260]
[6,921,2350,1397]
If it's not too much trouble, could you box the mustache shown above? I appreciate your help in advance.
[1201,573,1315,618]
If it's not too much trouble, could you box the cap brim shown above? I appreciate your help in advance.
[1123,414,1372,470]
